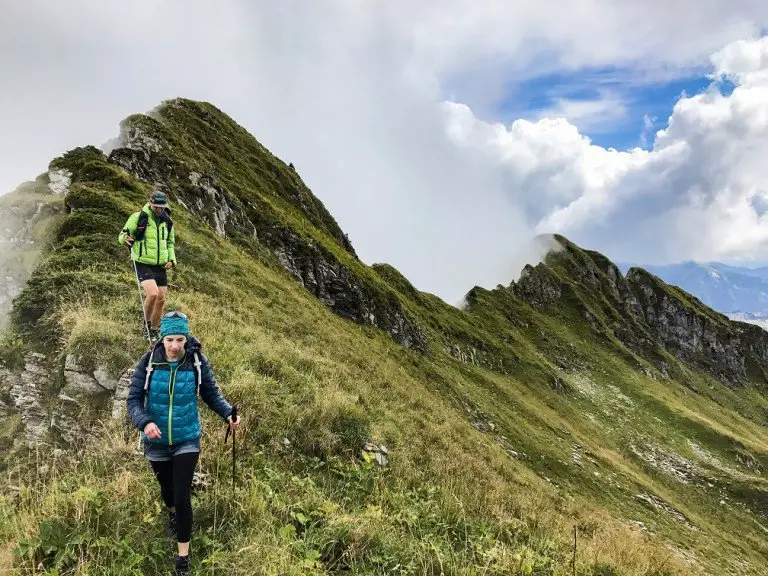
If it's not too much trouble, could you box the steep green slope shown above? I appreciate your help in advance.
[1,99,767,575]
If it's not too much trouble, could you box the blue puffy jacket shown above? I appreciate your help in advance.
[126,336,232,445]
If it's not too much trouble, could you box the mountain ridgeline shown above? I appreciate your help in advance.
[2,98,768,575]
[619,260,768,316]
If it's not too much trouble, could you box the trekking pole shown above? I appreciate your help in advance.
[224,404,238,493]
[129,245,151,451]
[129,247,151,346]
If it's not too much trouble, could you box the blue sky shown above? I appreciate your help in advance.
[485,67,736,151]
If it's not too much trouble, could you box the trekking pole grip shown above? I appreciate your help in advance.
[224,404,238,443]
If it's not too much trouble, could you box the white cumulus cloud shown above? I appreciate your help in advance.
[446,36,768,267]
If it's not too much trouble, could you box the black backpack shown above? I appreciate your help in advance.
[134,209,173,242]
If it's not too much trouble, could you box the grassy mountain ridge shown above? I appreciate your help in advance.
[1,98,768,574]
[0,176,65,330]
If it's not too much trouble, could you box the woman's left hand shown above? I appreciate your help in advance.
[228,414,240,430]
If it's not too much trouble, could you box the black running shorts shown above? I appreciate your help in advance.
[135,262,168,287]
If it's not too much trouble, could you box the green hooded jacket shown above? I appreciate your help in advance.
[118,204,177,266]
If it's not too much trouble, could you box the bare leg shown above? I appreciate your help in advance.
[141,280,159,329]
[151,286,167,329]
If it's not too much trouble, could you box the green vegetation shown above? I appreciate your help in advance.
[1,98,767,574]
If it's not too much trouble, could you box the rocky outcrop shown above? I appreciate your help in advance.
[586,251,646,319]
[63,355,119,395]
[623,269,747,385]
[0,352,135,448]
[107,120,174,184]
[512,263,562,310]
[362,442,389,467]
[111,369,134,420]
[47,168,72,195]
[185,171,258,239]
[443,340,510,373]
[3,353,51,446]
[513,239,768,387]
[263,224,427,350]
[50,356,120,444]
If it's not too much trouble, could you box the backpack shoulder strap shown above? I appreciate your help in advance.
[135,210,150,241]
[193,352,203,396]
[143,350,155,392]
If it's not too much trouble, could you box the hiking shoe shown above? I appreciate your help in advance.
[174,555,190,576]
[149,328,160,343]
[166,513,177,538]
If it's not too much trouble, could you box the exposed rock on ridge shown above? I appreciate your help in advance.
[513,236,768,387]
[0,352,131,448]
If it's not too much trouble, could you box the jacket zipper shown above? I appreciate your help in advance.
[167,355,185,444]
[146,359,168,439]
[156,215,161,266]
[168,364,176,444]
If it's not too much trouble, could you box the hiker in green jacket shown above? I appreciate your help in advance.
[119,191,177,340]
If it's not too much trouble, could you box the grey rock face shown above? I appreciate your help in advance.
[111,369,134,420]
[1,352,134,448]
[513,264,562,310]
[51,356,121,444]
[7,353,51,446]
[265,225,427,351]
[623,269,749,386]
[362,442,389,467]
[47,168,72,195]
[443,341,509,373]
[63,355,117,395]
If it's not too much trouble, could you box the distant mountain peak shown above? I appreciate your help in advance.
[617,260,768,314]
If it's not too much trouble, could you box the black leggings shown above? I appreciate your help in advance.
[149,452,199,542]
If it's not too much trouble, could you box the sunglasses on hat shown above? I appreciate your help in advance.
[163,311,188,320]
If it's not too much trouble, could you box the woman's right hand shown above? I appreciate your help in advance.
[144,422,162,439]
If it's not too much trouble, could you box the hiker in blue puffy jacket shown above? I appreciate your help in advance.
[126,311,240,576]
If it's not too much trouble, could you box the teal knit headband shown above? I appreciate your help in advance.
[160,316,190,338]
